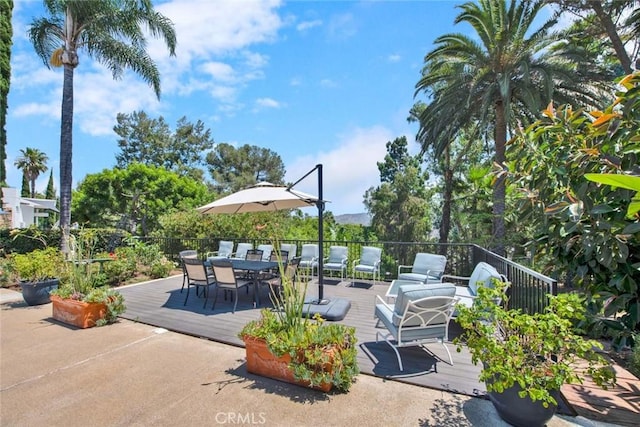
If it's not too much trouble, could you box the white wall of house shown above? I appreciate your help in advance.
[1,187,58,229]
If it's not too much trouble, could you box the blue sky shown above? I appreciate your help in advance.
[7,0,477,215]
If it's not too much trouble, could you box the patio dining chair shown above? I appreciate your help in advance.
[374,282,458,371]
[398,253,447,284]
[232,243,253,260]
[209,259,253,313]
[207,240,234,260]
[298,244,319,280]
[323,246,349,280]
[182,257,216,309]
[351,246,382,285]
[280,243,297,259]
[260,257,300,303]
[179,249,198,293]
[257,244,273,261]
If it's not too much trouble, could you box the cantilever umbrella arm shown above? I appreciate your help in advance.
[288,164,328,304]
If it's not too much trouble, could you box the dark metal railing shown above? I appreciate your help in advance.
[141,237,557,313]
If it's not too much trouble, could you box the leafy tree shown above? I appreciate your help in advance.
[114,111,214,181]
[14,147,48,197]
[28,0,176,254]
[548,0,637,74]
[206,143,285,193]
[0,0,12,186]
[414,0,612,254]
[72,164,209,236]
[364,136,431,261]
[510,74,640,349]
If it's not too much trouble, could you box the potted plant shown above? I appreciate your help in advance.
[49,230,126,328]
[10,247,64,305]
[238,262,359,392]
[454,279,617,427]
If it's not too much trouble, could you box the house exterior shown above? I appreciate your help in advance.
[1,187,58,229]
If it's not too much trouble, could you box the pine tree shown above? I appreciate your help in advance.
[21,173,29,197]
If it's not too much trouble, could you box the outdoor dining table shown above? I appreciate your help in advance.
[207,258,280,307]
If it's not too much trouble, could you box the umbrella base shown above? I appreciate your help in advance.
[303,297,351,321]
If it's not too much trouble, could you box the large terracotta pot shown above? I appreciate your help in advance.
[243,336,332,392]
[50,295,107,329]
[20,279,59,305]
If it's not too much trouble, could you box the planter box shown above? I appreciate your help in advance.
[20,279,59,306]
[243,336,332,392]
[51,295,107,329]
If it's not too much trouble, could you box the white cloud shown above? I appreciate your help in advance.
[387,54,402,63]
[320,79,337,88]
[327,13,357,40]
[255,97,282,109]
[297,19,322,32]
[286,126,393,215]
[201,61,237,83]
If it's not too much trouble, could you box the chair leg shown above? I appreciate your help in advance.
[201,285,208,309]
[376,331,404,371]
[211,287,219,310]
[183,284,190,306]
[180,273,186,293]
[232,289,238,313]
[440,339,454,365]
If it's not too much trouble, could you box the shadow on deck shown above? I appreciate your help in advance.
[118,274,487,398]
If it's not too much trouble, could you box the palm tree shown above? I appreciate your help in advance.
[414,0,611,254]
[28,0,176,254]
[14,147,48,197]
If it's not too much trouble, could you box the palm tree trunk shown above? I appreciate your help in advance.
[439,147,452,247]
[588,0,633,74]
[493,100,507,256]
[59,64,74,255]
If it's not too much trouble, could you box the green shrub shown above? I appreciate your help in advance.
[148,257,175,279]
[101,248,136,285]
[10,247,65,282]
[631,338,640,379]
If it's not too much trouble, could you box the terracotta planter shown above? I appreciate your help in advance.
[50,295,107,329]
[243,336,332,392]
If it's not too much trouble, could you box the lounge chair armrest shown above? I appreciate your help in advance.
[397,264,412,275]
[375,294,392,310]
[352,258,361,268]
[440,274,470,283]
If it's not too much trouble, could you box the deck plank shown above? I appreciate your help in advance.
[118,275,486,398]
[118,275,639,424]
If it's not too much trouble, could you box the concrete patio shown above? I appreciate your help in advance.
[0,287,627,427]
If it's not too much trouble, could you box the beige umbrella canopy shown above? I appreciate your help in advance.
[196,182,321,214]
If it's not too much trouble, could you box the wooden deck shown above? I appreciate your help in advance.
[118,275,640,424]
[118,275,487,398]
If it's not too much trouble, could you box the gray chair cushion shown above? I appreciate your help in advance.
[392,283,456,326]
[468,262,501,295]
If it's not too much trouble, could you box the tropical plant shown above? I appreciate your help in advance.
[28,0,177,254]
[509,73,640,349]
[14,147,48,198]
[239,255,359,392]
[454,279,616,408]
[414,0,612,253]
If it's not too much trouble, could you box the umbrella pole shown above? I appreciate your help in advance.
[289,164,329,305]
[315,164,328,304]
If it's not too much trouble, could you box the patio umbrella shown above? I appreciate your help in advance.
[196,166,334,307]
[196,182,318,214]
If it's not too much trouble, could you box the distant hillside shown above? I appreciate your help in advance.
[334,213,371,226]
